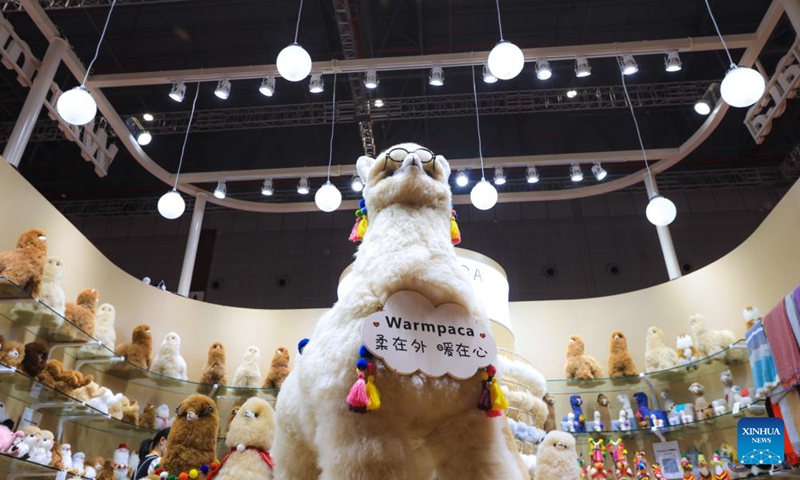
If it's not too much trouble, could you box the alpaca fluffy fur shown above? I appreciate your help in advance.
[502,386,548,429]
[139,403,155,429]
[644,326,680,372]
[273,144,524,480]
[689,314,744,362]
[543,393,557,432]
[151,332,189,380]
[534,431,580,480]
[60,288,99,338]
[21,341,48,377]
[496,354,547,397]
[607,331,638,377]
[35,359,93,395]
[0,339,24,368]
[232,346,261,388]
[115,324,153,370]
[78,303,116,358]
[564,336,603,380]
[39,257,65,315]
[200,342,228,386]
[0,229,47,298]
[150,394,219,479]
[213,397,276,480]
[263,347,290,389]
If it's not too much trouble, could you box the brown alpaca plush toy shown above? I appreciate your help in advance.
[0,228,47,298]
[564,335,603,380]
[597,394,612,431]
[148,394,219,479]
[199,342,227,386]
[0,339,24,368]
[97,460,115,480]
[36,359,93,395]
[607,331,639,377]
[21,341,48,377]
[115,324,153,370]
[62,288,99,337]
[263,346,290,389]
[139,403,156,429]
[543,392,557,432]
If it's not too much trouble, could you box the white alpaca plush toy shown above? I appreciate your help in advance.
[112,444,129,480]
[87,387,124,415]
[232,346,262,388]
[40,257,65,316]
[150,332,188,380]
[534,431,581,480]
[72,451,85,475]
[77,303,117,358]
[689,314,744,362]
[273,144,523,479]
[676,334,698,365]
[645,326,681,372]
[60,443,73,470]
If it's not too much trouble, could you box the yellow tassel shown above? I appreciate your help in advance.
[488,377,508,410]
[366,375,381,411]
[357,217,368,239]
[450,217,461,244]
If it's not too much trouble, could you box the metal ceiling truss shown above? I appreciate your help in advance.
[9,0,786,213]
[0,0,191,11]
[0,8,117,174]
[51,165,797,218]
[0,80,710,143]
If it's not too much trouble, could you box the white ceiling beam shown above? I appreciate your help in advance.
[173,149,678,184]
[86,34,756,88]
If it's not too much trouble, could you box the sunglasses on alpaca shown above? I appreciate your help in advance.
[382,147,438,175]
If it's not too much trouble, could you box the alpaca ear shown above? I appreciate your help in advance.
[434,155,450,182]
[356,156,375,185]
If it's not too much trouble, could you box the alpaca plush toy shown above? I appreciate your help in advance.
[496,354,547,397]
[232,346,261,388]
[688,383,713,420]
[543,392,557,432]
[122,398,140,424]
[0,339,24,368]
[564,335,603,380]
[155,404,171,429]
[139,403,156,429]
[115,324,153,370]
[720,370,735,409]
[608,331,638,377]
[36,359,93,395]
[273,145,523,479]
[534,431,581,480]
[148,394,219,479]
[11,256,65,325]
[689,314,744,362]
[78,303,117,358]
[597,394,611,431]
[209,396,275,479]
[21,341,48,377]
[150,332,189,380]
[645,326,680,372]
[0,228,47,298]
[633,392,668,428]
[263,347,290,389]
[200,342,228,386]
[72,381,101,403]
[112,444,129,480]
[87,387,124,415]
[59,443,73,472]
[561,395,586,433]
[56,288,99,339]
[676,333,699,365]
[616,394,636,430]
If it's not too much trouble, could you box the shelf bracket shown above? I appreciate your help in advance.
[209,383,219,397]
[48,341,92,358]
[29,400,78,412]
[0,365,16,374]
[75,355,125,371]
[650,426,667,442]
[56,413,102,442]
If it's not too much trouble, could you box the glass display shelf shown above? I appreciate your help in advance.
[0,452,91,479]
[0,277,115,355]
[570,400,766,443]
[546,340,747,395]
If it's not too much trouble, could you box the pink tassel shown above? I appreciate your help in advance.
[348,218,361,242]
[486,409,503,418]
[346,372,369,413]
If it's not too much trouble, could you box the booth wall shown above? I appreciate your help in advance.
[1,159,799,379]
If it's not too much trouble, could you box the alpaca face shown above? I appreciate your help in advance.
[133,325,152,342]
[689,382,705,395]
[44,257,63,281]
[647,327,663,341]
[18,229,46,248]
[176,395,215,422]
[97,304,115,316]
[61,444,72,457]
[245,346,260,360]
[163,333,181,348]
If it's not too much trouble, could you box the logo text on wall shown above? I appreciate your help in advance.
[737,417,785,465]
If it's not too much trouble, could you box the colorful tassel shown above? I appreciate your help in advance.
[356,217,368,240]
[348,218,361,242]
[477,365,507,418]
[366,375,381,411]
[488,377,509,411]
[450,216,461,245]
[477,379,491,411]
[346,371,369,413]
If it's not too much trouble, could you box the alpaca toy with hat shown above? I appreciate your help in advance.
[273,144,522,479]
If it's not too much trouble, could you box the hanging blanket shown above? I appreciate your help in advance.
[769,390,800,466]
[763,301,800,388]
[745,321,781,398]
[791,286,800,346]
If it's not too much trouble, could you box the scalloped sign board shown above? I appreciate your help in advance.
[362,290,497,379]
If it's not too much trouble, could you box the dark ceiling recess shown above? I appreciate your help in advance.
[0,0,798,204]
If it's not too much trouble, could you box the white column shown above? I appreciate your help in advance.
[3,38,67,167]
[783,0,800,35]
[644,176,682,281]
[177,193,207,297]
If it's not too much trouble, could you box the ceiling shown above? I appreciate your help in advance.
[1,0,799,205]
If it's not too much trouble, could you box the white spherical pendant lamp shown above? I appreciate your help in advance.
[277,43,312,82]
[56,86,97,126]
[720,65,765,108]
[646,195,677,226]
[157,189,185,220]
[315,181,342,212]
[487,41,524,80]
[470,179,498,210]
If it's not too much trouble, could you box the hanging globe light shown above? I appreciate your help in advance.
[314,181,342,212]
[56,86,97,126]
[157,189,185,220]
[277,43,312,82]
[720,65,765,108]
[646,195,677,226]
[487,40,525,80]
[470,179,498,210]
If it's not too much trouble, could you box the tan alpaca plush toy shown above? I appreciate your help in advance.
[645,326,680,372]
[200,342,228,386]
[564,335,603,380]
[607,331,638,377]
[0,229,47,298]
[273,144,524,479]
[262,347,290,389]
[115,324,153,370]
[57,288,99,339]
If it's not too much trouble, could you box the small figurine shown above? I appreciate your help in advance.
[681,456,696,480]
[651,463,665,480]
[592,411,604,432]
[697,454,712,480]
[634,451,651,480]
[608,439,633,480]
[561,395,586,433]
[711,454,730,480]
[588,438,609,480]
